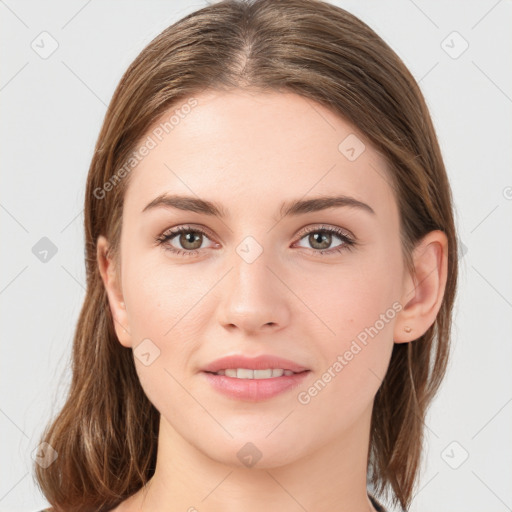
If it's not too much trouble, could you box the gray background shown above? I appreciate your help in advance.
[1,1,511,511]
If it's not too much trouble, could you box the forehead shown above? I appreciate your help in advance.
[123,89,395,218]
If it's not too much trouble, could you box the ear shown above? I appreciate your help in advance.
[393,230,449,343]
[96,235,132,348]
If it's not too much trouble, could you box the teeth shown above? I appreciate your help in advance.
[214,368,296,379]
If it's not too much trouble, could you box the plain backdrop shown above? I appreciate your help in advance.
[1,1,511,511]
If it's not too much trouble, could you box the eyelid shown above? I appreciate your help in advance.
[159,223,354,244]
[295,223,355,241]
[160,223,218,242]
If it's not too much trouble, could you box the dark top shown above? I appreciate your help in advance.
[369,493,387,511]
[37,493,387,512]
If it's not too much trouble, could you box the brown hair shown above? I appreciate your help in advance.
[34,0,458,510]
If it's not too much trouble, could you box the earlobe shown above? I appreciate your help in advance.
[393,230,448,344]
[96,235,132,348]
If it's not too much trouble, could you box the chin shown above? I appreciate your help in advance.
[196,432,306,470]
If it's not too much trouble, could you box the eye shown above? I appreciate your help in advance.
[294,224,356,256]
[155,224,356,258]
[155,225,216,256]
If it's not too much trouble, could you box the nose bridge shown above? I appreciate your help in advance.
[217,234,289,332]
[230,235,277,305]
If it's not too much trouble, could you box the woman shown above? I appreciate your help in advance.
[34,0,458,511]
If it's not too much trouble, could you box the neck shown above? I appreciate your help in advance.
[120,402,377,512]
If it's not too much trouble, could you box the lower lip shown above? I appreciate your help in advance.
[201,371,311,401]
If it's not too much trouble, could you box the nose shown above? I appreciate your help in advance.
[216,246,291,335]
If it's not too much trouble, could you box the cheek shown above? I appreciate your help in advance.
[299,252,401,341]
[121,255,214,394]
[121,258,204,413]
[122,253,204,339]
[297,251,401,401]
[294,270,397,435]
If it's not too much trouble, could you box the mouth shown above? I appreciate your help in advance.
[201,367,311,401]
[201,354,310,374]
[204,368,308,379]
[200,354,311,401]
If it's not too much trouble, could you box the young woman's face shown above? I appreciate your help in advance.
[112,89,409,467]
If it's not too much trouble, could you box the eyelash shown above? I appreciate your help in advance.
[155,224,356,258]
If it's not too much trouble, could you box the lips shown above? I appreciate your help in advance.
[201,354,309,374]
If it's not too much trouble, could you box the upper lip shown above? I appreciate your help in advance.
[202,355,310,373]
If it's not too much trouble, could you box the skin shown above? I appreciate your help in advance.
[97,89,448,512]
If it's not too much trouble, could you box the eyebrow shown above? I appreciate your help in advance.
[141,193,375,218]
